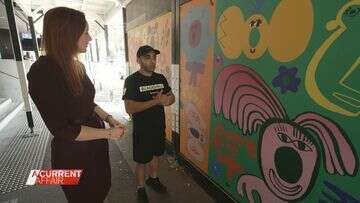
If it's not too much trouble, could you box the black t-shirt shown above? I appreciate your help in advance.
[122,71,171,131]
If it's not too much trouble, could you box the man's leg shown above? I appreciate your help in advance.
[136,163,149,202]
[145,155,167,193]
[148,156,159,178]
[133,131,150,202]
[145,130,167,193]
[136,163,146,187]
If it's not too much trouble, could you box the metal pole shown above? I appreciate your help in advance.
[104,24,110,57]
[28,16,39,59]
[122,7,129,76]
[95,39,100,62]
[89,43,94,62]
[170,0,181,165]
[5,0,37,137]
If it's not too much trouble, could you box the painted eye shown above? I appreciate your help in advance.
[256,19,262,27]
[293,141,312,152]
[250,20,256,27]
[190,127,200,139]
[277,132,292,143]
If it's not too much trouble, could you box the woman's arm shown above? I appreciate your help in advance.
[27,63,124,142]
[94,105,126,128]
[75,125,123,141]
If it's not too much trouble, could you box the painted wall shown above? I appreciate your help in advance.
[179,0,215,172]
[126,0,360,201]
[209,0,359,202]
[127,13,173,141]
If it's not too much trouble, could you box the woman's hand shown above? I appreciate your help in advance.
[107,127,125,139]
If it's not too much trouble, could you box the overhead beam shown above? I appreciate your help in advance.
[14,0,31,16]
[103,0,121,7]
[122,0,134,7]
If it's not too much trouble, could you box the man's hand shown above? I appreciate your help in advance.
[108,116,126,129]
[153,90,173,106]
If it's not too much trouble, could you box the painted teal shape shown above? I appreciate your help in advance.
[181,6,213,63]
[250,28,261,48]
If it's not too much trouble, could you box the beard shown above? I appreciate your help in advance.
[144,65,155,72]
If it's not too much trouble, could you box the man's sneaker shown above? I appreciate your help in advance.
[137,187,149,203]
[145,177,167,193]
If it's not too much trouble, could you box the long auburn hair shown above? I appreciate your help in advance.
[42,7,87,96]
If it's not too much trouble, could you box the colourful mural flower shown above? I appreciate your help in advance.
[210,160,223,178]
[181,6,213,86]
[214,54,223,69]
[272,66,301,94]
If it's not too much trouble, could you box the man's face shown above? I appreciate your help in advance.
[137,52,157,72]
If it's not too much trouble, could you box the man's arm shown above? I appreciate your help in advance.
[163,91,175,106]
[125,90,173,114]
[124,99,159,115]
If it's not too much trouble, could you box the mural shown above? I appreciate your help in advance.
[213,122,256,182]
[185,102,207,162]
[179,0,215,171]
[181,5,213,86]
[214,64,357,202]
[305,0,360,117]
[320,181,360,203]
[127,13,172,141]
[207,0,360,202]
[216,0,313,61]
[127,0,360,202]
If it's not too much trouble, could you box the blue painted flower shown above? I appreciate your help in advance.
[210,160,223,178]
[272,66,301,94]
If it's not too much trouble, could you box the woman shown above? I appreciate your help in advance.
[27,7,125,203]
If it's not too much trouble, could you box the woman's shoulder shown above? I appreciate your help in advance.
[27,55,58,80]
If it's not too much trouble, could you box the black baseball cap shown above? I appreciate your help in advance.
[136,45,160,58]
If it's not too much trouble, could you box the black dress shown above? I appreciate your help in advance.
[27,56,111,203]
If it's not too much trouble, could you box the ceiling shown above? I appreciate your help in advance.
[14,0,133,34]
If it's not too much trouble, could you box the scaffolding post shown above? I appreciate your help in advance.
[5,0,37,137]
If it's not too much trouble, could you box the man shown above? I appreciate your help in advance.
[122,45,175,202]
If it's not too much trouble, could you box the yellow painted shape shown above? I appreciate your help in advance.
[305,0,360,117]
[242,15,269,59]
[333,92,360,108]
[268,0,314,62]
[339,57,360,95]
[217,6,246,59]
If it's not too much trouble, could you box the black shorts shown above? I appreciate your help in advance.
[133,128,165,164]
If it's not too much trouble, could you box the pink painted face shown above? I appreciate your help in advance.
[260,122,318,200]
[185,102,206,162]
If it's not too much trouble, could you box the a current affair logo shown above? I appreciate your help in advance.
[26,170,82,185]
